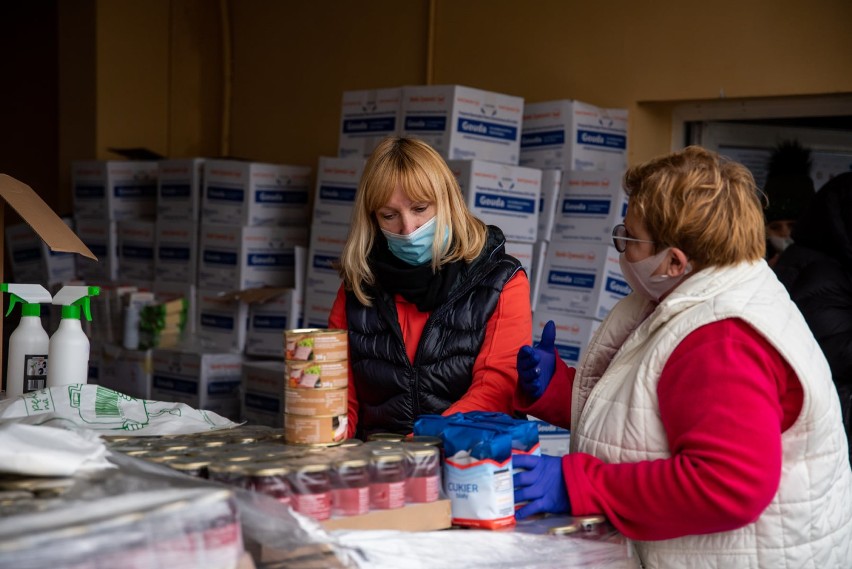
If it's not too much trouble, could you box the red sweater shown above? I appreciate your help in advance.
[516,318,804,541]
[329,271,532,437]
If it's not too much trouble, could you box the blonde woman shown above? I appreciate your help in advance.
[329,137,532,439]
[513,146,852,567]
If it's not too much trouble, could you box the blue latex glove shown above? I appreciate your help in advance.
[513,453,571,520]
[516,320,557,400]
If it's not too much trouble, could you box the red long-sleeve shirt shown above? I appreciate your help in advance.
[516,318,804,541]
[329,271,532,437]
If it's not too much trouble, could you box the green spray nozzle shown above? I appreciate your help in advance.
[52,285,101,321]
[1,283,52,317]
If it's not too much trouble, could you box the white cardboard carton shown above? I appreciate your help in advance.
[245,287,303,358]
[75,218,119,284]
[537,241,631,320]
[155,220,199,284]
[552,170,628,244]
[504,241,533,276]
[312,156,365,227]
[537,169,562,242]
[530,240,548,313]
[532,308,601,367]
[117,219,156,282]
[241,360,286,427]
[520,100,627,171]
[448,159,541,243]
[338,88,402,159]
[151,348,243,421]
[402,85,524,165]
[6,219,77,285]
[303,224,348,329]
[71,160,158,220]
[196,288,249,354]
[202,160,312,226]
[100,344,153,399]
[198,224,308,291]
[157,158,205,222]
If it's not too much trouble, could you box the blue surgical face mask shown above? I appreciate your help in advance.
[381,216,442,266]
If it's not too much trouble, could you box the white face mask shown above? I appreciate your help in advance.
[768,235,794,253]
[619,248,691,303]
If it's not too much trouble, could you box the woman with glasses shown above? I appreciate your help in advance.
[513,146,852,567]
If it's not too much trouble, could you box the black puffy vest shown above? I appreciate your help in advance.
[345,226,522,437]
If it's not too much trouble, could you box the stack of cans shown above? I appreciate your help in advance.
[282,328,349,445]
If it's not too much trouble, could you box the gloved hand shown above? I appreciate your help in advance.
[516,320,557,400]
[513,453,571,520]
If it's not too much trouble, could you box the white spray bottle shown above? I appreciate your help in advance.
[46,285,100,387]
[1,283,52,398]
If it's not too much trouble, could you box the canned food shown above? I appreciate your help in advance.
[242,463,293,506]
[284,387,347,416]
[404,446,440,503]
[169,457,211,478]
[288,461,333,520]
[285,328,348,361]
[286,359,348,389]
[403,435,442,448]
[366,432,405,443]
[331,457,370,516]
[370,451,406,510]
[548,523,581,536]
[284,413,348,445]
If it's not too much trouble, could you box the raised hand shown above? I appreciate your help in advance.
[516,320,557,400]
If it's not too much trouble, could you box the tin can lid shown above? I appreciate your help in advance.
[245,463,291,476]
[170,458,211,471]
[548,523,581,536]
[371,450,405,464]
[405,446,439,458]
[207,462,247,474]
[366,432,405,442]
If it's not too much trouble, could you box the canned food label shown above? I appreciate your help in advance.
[370,480,406,510]
[332,486,370,517]
[287,360,348,389]
[285,329,348,361]
[284,387,347,416]
[406,475,439,503]
[284,413,348,445]
[292,491,332,520]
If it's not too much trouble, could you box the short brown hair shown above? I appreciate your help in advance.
[623,146,765,267]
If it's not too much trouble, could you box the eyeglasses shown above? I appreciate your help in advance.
[611,224,656,253]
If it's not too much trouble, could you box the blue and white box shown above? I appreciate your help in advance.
[504,241,533,277]
[552,170,628,243]
[245,246,305,358]
[196,289,249,354]
[117,220,156,282]
[241,360,286,427]
[520,101,627,172]
[197,224,309,291]
[72,160,158,221]
[537,241,630,320]
[312,157,366,226]
[402,85,524,166]
[151,348,243,421]
[530,240,548,313]
[449,159,541,243]
[202,160,312,226]
[538,169,562,242]
[6,219,77,285]
[338,88,402,159]
[155,220,199,284]
[303,224,348,328]
[532,308,600,367]
[157,158,205,222]
[75,218,118,284]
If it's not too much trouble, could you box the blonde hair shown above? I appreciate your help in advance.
[623,145,765,268]
[338,137,488,306]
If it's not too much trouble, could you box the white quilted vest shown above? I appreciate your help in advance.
[570,261,852,569]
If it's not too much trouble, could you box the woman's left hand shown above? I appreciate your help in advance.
[512,453,571,519]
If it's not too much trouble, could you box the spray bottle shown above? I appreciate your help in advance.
[1,283,52,397]
[46,285,100,387]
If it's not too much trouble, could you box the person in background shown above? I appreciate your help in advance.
[762,140,814,267]
[774,171,852,462]
[329,136,532,439]
[513,146,852,568]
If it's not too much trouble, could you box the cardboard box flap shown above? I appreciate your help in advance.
[0,174,97,260]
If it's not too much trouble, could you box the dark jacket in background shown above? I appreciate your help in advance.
[774,172,852,447]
